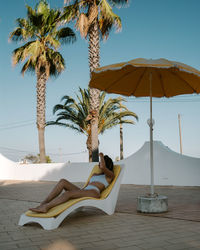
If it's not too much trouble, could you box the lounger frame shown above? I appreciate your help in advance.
[18,164,124,230]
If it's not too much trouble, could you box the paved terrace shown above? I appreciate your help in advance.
[0,181,200,250]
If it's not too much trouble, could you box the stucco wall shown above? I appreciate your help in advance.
[0,141,199,186]
[119,141,200,186]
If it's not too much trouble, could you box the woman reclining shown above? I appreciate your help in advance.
[30,152,114,213]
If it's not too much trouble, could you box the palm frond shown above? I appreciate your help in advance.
[99,0,122,38]
[61,3,80,23]
[9,19,35,42]
[119,110,138,121]
[21,59,35,75]
[76,13,89,38]
[26,5,36,20]
[52,104,66,114]
[16,18,28,28]
[60,95,75,105]
[107,0,129,6]
[36,0,49,16]
[98,95,138,134]
[9,27,26,42]
[46,120,83,133]
[46,35,60,49]
[56,27,76,44]
[119,119,135,124]
[12,41,35,65]
[45,49,65,77]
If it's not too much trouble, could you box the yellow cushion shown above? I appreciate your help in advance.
[26,165,121,218]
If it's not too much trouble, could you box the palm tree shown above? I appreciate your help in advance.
[47,88,138,162]
[61,0,128,161]
[9,0,76,162]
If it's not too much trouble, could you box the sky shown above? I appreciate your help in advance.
[0,0,200,162]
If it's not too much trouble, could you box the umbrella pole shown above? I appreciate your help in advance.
[149,72,154,196]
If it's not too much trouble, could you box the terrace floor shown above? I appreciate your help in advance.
[0,180,200,250]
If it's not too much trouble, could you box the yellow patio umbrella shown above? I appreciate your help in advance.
[89,58,200,196]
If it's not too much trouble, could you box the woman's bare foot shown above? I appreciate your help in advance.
[29,204,49,213]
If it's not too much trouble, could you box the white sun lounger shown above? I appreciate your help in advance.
[18,164,124,230]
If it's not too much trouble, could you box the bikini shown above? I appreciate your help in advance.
[83,174,109,193]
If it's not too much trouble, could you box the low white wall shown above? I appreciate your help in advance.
[0,153,95,182]
[0,141,200,186]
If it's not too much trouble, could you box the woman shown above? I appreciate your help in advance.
[30,152,114,213]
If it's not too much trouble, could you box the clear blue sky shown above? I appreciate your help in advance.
[0,0,200,162]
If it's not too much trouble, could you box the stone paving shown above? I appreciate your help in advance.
[0,180,200,250]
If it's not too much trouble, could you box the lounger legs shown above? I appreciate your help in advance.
[18,200,116,230]
[18,214,58,230]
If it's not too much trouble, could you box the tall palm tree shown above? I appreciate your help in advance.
[61,0,128,161]
[47,88,138,162]
[9,0,76,162]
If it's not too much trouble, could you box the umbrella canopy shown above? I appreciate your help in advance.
[89,58,200,196]
[89,58,200,97]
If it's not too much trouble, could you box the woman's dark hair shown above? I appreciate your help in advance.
[104,155,114,171]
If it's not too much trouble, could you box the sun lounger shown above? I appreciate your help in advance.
[18,164,124,230]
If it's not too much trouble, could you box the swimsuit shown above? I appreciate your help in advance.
[89,174,109,188]
[84,184,100,193]
[83,174,110,193]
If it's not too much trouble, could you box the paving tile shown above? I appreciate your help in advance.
[0,246,19,250]
[19,247,40,250]
[0,241,18,249]
[73,242,93,249]
[163,242,192,250]
[117,247,143,250]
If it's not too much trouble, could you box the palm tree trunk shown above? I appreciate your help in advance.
[89,149,92,162]
[119,101,124,160]
[36,71,47,163]
[38,127,46,162]
[88,18,100,162]
[86,134,93,162]
[120,123,124,160]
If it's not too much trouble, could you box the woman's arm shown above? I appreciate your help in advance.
[99,153,114,180]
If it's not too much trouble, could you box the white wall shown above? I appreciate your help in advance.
[0,141,200,186]
[0,153,96,182]
[119,141,200,186]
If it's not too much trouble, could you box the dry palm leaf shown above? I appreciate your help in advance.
[76,13,89,38]
[88,3,98,26]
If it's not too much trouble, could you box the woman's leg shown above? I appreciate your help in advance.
[29,179,80,211]
[30,189,100,213]
[41,179,80,204]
